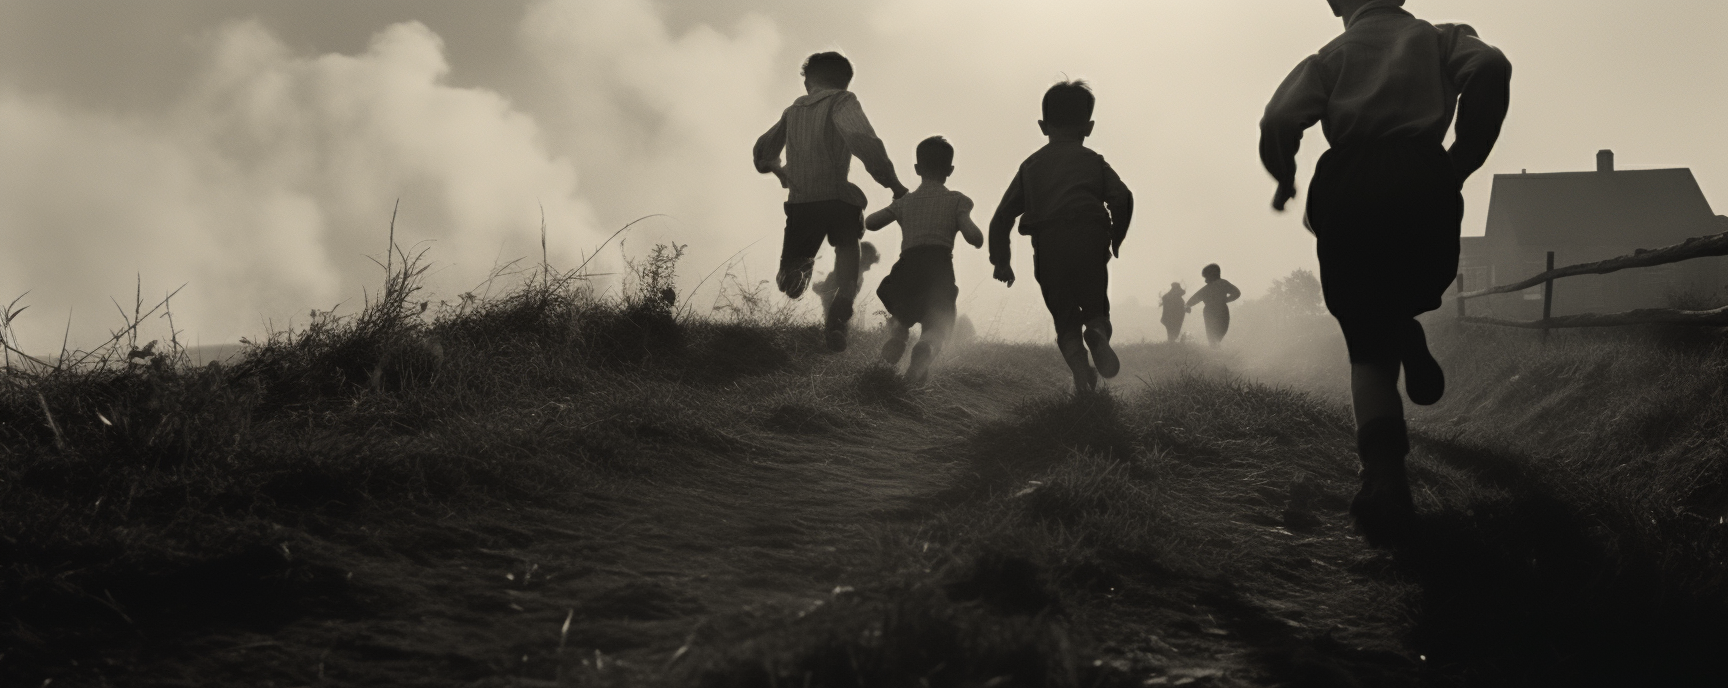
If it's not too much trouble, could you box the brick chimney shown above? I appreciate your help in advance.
[1598,149,1614,172]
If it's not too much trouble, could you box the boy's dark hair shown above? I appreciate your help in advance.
[916,136,954,169]
[801,52,853,88]
[1202,263,1222,280]
[1042,80,1095,126]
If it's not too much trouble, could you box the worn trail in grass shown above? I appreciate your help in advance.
[11,322,1728,687]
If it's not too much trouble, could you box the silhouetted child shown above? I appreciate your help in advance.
[755,51,909,352]
[1159,282,1188,343]
[1261,0,1511,545]
[1185,264,1240,348]
[867,136,984,385]
[812,241,881,315]
[989,80,1134,392]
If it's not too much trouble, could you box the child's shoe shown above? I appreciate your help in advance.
[906,341,935,386]
[1083,318,1120,379]
[1349,417,1415,548]
[777,259,815,298]
[1402,320,1444,405]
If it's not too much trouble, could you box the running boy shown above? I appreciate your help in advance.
[754,52,910,351]
[1260,0,1511,545]
[989,80,1134,392]
[866,136,984,385]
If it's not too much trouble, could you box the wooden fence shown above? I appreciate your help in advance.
[1455,230,1728,329]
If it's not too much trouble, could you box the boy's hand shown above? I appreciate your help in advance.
[891,183,910,199]
[767,163,790,189]
[1271,181,1297,212]
[993,263,1015,287]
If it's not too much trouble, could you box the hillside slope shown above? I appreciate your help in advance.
[5,284,1728,686]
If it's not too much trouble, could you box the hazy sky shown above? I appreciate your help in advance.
[2,0,1725,348]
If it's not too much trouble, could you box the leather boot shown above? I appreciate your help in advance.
[1349,416,1415,548]
[1402,319,1445,405]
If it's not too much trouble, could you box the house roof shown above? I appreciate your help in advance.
[1484,168,1718,248]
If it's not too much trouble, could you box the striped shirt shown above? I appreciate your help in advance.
[753,89,902,208]
[871,181,981,252]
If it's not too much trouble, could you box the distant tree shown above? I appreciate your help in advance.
[1264,268,1325,318]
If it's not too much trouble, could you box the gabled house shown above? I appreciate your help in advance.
[1461,150,1727,317]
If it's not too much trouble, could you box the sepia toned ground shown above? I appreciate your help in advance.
[5,272,1728,687]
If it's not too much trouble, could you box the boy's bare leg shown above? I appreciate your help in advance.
[880,317,911,365]
[1058,329,1095,393]
[824,240,861,351]
[1082,317,1119,378]
[1349,361,1403,427]
[1349,358,1415,547]
[905,313,951,385]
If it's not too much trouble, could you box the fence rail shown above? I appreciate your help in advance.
[1461,306,1728,329]
[1456,228,1728,330]
[1458,230,1728,300]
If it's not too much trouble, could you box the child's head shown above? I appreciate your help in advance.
[913,136,955,182]
[801,52,853,90]
[1170,281,1184,292]
[1326,0,1399,19]
[1039,80,1096,139]
[1202,263,1222,281]
[861,241,881,270]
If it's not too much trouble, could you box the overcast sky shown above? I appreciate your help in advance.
[2,0,1725,349]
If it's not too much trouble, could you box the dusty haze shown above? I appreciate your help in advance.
[2,0,1724,350]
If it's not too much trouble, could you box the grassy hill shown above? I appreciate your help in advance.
[4,257,1727,687]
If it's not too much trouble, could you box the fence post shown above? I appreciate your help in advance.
[1455,273,1466,319]
[1541,251,1555,342]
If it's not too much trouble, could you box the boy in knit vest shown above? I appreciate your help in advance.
[1261,0,1511,545]
[866,136,984,385]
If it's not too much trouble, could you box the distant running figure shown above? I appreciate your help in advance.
[1260,0,1511,545]
[1186,264,1240,347]
[868,136,984,385]
[754,52,909,352]
[989,80,1134,393]
[1158,282,1189,342]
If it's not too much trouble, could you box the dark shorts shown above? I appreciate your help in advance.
[1306,139,1462,363]
[1032,225,1111,338]
[877,246,957,329]
[1203,305,1230,344]
[781,200,864,270]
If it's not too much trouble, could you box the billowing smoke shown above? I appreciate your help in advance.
[0,20,597,350]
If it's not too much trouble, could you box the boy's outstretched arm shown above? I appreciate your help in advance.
[956,197,985,249]
[865,206,897,231]
[1259,56,1329,211]
[832,94,910,198]
[1443,26,1512,184]
[988,173,1026,285]
[1102,161,1133,257]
